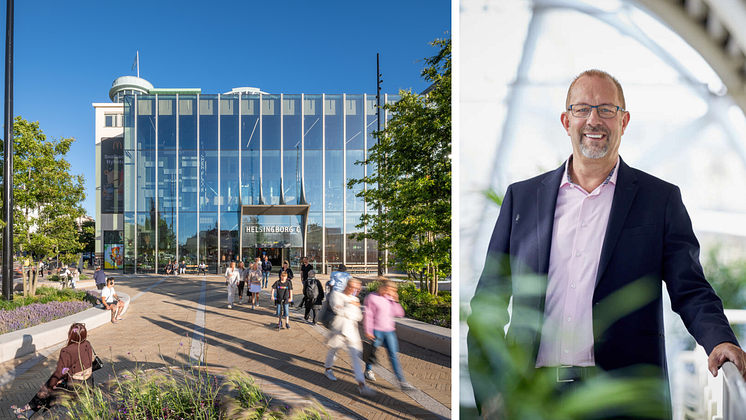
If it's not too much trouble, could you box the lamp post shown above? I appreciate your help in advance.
[2,0,14,300]
[376,53,383,277]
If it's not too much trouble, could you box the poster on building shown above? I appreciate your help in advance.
[101,135,124,213]
[104,244,124,269]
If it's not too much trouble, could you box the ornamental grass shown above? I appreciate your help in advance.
[54,344,332,420]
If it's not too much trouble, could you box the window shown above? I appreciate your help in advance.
[105,114,121,127]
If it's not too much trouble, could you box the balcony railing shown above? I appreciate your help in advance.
[721,361,746,420]
[676,309,746,420]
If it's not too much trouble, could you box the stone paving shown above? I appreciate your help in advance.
[0,272,451,419]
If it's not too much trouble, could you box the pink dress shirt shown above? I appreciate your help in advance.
[535,156,619,368]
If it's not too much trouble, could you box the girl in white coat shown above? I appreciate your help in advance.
[323,278,376,397]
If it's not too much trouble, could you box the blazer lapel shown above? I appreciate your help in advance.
[537,163,565,275]
[595,157,638,288]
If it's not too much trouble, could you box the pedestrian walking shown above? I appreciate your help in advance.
[38,260,44,278]
[328,264,351,294]
[94,266,106,290]
[248,262,263,309]
[363,280,413,389]
[225,261,240,309]
[278,260,294,281]
[323,278,376,397]
[303,269,325,325]
[59,266,71,289]
[261,255,272,288]
[236,261,246,304]
[71,268,80,290]
[300,256,313,284]
[271,271,294,330]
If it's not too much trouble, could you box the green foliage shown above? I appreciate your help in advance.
[79,220,95,254]
[397,282,451,328]
[484,188,503,206]
[703,245,746,309]
[0,116,86,279]
[467,269,668,418]
[57,366,332,419]
[347,36,451,295]
[0,286,94,310]
[362,281,450,328]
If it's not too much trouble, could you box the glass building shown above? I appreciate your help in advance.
[95,77,397,274]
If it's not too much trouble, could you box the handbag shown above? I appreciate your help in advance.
[363,339,378,366]
[91,345,104,371]
[318,298,336,329]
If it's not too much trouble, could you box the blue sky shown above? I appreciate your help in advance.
[0,0,451,217]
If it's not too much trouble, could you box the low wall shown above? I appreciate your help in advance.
[395,316,451,356]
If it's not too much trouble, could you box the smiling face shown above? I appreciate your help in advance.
[561,75,630,164]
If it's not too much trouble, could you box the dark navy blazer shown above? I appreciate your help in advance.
[467,157,738,414]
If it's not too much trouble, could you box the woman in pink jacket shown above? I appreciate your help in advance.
[362,280,414,390]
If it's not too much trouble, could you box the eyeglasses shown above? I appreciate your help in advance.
[567,104,624,119]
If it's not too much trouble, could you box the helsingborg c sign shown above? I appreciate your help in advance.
[245,226,300,233]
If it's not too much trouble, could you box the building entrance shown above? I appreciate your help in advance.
[256,248,285,270]
[240,204,309,271]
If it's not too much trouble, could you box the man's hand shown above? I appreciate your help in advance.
[708,342,746,379]
[366,333,375,341]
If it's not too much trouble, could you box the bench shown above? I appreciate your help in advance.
[185,265,208,275]
[328,264,377,275]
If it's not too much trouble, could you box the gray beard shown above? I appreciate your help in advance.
[579,138,609,159]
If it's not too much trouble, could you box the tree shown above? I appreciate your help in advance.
[347,36,451,295]
[79,220,96,254]
[1,116,86,296]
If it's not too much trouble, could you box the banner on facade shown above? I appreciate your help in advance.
[104,244,124,269]
[101,136,124,213]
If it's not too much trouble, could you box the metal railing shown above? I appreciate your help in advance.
[722,361,746,419]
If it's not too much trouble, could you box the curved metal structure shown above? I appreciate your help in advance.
[634,0,746,113]
[109,75,154,102]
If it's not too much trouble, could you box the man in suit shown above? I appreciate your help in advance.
[467,69,746,418]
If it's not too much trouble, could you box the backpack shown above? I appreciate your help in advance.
[318,297,336,329]
[305,278,319,300]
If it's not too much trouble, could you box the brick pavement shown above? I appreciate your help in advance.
[0,273,451,419]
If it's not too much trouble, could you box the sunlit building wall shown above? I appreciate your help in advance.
[95,77,397,274]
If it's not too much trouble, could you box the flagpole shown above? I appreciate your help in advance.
[137,51,139,78]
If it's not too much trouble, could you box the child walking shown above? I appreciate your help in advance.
[271,271,293,330]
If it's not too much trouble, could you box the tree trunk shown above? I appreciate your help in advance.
[22,268,28,297]
[30,267,38,296]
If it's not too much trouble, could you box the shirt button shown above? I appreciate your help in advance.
[567,317,572,322]
[571,284,576,289]
[564,349,569,354]
[576,251,581,257]
[581,222,587,227]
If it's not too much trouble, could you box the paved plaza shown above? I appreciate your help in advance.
[0,272,451,419]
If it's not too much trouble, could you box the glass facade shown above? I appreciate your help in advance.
[120,93,397,274]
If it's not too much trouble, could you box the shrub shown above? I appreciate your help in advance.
[361,281,451,328]
[0,287,95,335]
[0,300,92,335]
